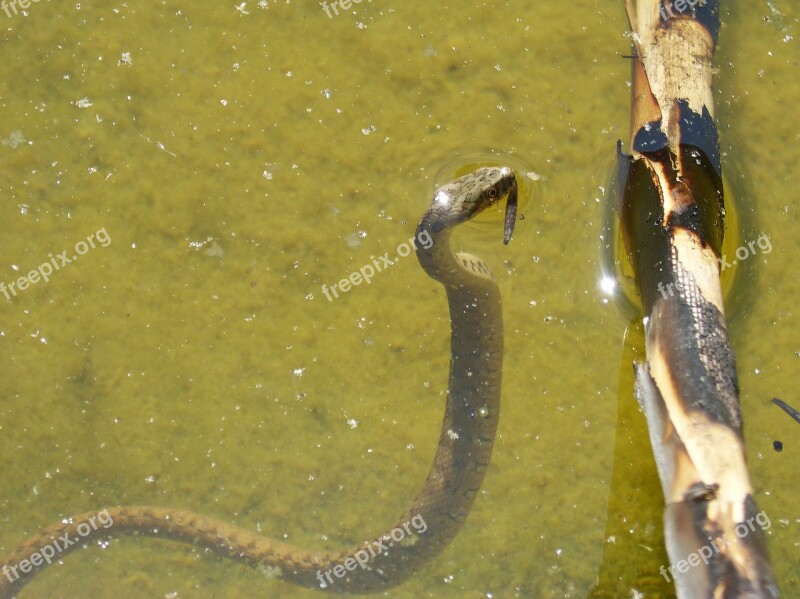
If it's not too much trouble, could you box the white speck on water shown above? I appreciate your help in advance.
[75,97,93,108]
[447,429,459,440]
[118,52,132,66]
[347,418,358,429]
[361,124,375,135]
[526,171,542,181]
[293,367,305,378]
[345,231,366,248]
[189,237,224,257]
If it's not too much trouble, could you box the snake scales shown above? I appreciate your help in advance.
[0,166,518,597]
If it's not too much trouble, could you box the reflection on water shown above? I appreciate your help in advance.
[0,2,797,598]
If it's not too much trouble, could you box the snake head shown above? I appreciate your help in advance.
[432,166,518,244]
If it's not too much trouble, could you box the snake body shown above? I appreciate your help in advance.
[0,166,517,597]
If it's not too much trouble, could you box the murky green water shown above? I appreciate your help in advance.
[0,2,797,598]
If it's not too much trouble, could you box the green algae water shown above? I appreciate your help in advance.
[0,2,797,597]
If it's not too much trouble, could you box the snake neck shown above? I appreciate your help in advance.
[415,212,504,443]
[416,216,497,287]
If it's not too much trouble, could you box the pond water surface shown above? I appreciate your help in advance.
[0,2,797,598]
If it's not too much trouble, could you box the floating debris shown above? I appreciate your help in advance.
[772,398,800,424]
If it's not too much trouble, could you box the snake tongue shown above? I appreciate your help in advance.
[503,183,518,245]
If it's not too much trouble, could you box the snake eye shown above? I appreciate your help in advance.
[487,188,498,199]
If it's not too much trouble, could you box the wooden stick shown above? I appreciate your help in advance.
[618,1,780,596]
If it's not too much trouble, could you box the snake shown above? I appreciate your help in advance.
[0,166,518,597]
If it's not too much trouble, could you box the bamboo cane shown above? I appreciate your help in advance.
[617,1,780,596]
